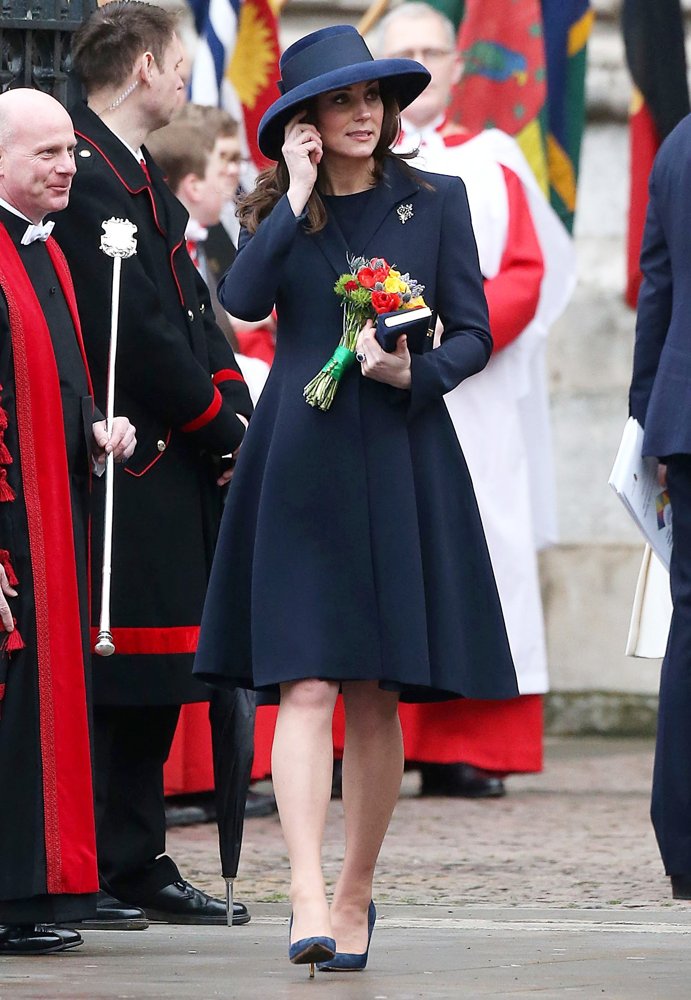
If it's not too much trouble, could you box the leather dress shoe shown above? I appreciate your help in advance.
[138,880,251,925]
[0,925,67,955]
[419,762,506,798]
[64,890,149,930]
[36,926,83,950]
[245,789,277,818]
[671,875,691,899]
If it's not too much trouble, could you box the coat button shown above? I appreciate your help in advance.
[157,440,166,452]
[187,309,194,320]
[200,303,205,314]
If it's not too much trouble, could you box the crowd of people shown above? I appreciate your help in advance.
[1,0,684,976]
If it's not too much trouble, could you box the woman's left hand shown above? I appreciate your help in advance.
[356,320,412,390]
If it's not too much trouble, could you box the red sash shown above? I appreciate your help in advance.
[0,223,98,895]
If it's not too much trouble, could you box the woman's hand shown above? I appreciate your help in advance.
[283,111,323,217]
[356,319,412,390]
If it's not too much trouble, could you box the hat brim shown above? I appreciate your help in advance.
[257,58,431,161]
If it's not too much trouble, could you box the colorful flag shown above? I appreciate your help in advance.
[447,0,592,232]
[622,0,689,308]
[188,0,280,170]
[541,1,594,232]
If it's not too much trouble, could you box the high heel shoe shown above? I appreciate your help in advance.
[317,900,376,972]
[288,914,336,978]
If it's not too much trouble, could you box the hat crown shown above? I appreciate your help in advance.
[278,25,374,96]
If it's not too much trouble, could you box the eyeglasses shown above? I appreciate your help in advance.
[388,48,456,64]
[221,154,250,165]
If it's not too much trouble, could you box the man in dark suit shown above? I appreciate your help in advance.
[52,1,253,927]
[0,87,135,954]
[630,112,691,900]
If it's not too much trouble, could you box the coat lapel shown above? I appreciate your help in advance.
[312,159,421,278]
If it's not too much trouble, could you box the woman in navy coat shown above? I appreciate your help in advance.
[194,25,517,973]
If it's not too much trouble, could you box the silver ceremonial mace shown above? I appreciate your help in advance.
[95,218,138,657]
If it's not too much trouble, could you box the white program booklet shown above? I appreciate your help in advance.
[608,417,672,571]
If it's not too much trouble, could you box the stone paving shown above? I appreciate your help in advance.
[170,736,674,911]
[6,736,691,999]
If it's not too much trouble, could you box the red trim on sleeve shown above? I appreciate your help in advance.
[212,368,245,386]
[484,166,545,353]
[90,625,199,655]
[181,386,222,433]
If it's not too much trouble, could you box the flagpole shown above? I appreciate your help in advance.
[358,0,391,36]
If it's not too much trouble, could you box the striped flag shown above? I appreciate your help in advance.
[541,1,594,232]
[188,0,280,170]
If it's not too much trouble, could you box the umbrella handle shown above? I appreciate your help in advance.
[225,877,234,928]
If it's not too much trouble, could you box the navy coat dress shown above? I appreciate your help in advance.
[193,157,518,703]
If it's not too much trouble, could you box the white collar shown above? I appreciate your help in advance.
[0,196,33,224]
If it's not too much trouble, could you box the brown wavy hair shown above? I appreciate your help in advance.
[238,87,418,235]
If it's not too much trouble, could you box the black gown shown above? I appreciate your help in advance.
[0,208,97,923]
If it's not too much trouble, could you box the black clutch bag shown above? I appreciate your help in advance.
[375,306,433,354]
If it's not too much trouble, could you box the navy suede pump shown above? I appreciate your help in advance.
[317,901,376,972]
[288,915,336,978]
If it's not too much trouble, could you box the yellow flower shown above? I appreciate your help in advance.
[384,274,407,294]
[405,296,427,310]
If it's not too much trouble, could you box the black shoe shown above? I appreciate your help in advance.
[245,789,277,818]
[36,926,83,951]
[137,880,251,925]
[0,925,66,956]
[65,890,149,930]
[671,875,691,899]
[419,762,506,798]
[331,759,343,800]
[165,792,216,828]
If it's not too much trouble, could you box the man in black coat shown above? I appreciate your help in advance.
[630,113,691,901]
[52,2,253,927]
[0,88,135,954]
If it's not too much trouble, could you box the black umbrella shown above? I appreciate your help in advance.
[209,686,256,926]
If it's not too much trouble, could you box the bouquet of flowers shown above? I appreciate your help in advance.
[303,253,426,412]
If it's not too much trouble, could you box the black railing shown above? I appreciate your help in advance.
[0,0,96,105]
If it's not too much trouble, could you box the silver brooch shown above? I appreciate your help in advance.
[397,203,414,224]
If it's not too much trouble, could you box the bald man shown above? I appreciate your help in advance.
[0,89,135,955]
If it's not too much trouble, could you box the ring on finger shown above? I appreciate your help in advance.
[356,351,366,363]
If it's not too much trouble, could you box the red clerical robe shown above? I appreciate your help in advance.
[0,213,98,922]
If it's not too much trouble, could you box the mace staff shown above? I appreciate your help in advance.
[95,218,138,658]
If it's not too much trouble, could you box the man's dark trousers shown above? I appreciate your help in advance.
[652,454,691,875]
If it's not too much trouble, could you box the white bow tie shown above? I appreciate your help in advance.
[21,220,55,245]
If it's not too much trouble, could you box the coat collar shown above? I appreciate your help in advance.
[69,102,189,241]
[312,157,420,278]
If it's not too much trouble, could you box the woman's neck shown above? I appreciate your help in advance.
[319,155,375,196]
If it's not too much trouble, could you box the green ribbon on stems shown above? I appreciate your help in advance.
[303,305,368,412]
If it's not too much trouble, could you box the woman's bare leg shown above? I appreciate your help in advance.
[329,681,403,953]
[271,678,340,943]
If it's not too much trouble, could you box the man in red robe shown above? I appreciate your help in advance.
[0,88,135,955]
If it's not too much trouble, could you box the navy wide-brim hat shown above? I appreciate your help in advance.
[257,24,431,161]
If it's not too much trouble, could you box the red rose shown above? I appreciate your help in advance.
[357,267,376,289]
[372,291,401,314]
[344,280,359,292]
[372,267,389,285]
